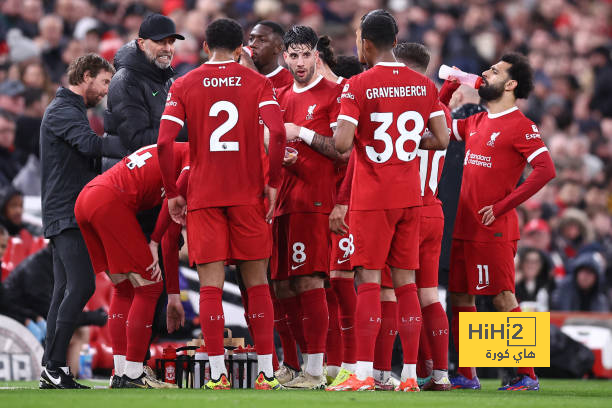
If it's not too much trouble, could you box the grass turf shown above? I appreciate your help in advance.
[1,379,611,408]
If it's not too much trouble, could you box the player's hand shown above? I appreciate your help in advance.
[166,294,185,333]
[478,205,496,226]
[264,185,277,224]
[168,195,187,225]
[238,47,257,71]
[329,204,349,235]
[284,123,301,141]
[147,240,162,281]
[283,152,298,166]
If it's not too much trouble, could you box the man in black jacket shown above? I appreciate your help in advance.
[104,13,184,156]
[40,53,124,389]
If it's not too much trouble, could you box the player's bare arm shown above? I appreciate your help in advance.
[334,119,357,153]
[420,114,449,150]
[284,122,350,162]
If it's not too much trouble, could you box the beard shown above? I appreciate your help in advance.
[84,84,102,108]
[478,79,505,101]
[144,47,173,69]
[288,64,316,85]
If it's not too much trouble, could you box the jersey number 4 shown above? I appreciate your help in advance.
[367,110,424,163]
[209,101,239,152]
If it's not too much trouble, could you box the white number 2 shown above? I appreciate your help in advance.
[366,110,424,163]
[417,149,446,196]
[209,101,239,152]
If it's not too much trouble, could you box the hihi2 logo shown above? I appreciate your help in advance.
[459,312,550,367]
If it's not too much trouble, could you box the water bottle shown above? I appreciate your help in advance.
[162,346,177,384]
[438,64,483,88]
[79,345,93,379]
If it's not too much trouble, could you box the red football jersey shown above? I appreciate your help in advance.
[339,62,444,211]
[266,65,294,90]
[90,143,189,211]
[452,106,549,242]
[162,61,279,210]
[275,75,342,215]
[417,104,452,217]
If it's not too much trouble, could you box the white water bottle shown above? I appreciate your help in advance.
[438,64,483,88]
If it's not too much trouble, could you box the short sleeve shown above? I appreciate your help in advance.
[338,77,360,127]
[451,117,469,142]
[427,81,445,120]
[329,86,342,128]
[258,78,279,109]
[513,121,548,163]
[161,79,186,127]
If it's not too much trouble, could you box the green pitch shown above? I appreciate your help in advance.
[1,379,611,408]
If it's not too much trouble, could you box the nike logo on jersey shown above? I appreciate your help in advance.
[291,264,305,270]
[475,284,489,290]
[152,91,159,96]
[337,258,350,264]
[45,368,62,385]
[469,131,477,137]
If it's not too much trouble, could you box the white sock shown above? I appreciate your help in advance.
[342,362,357,372]
[302,353,309,369]
[209,355,227,380]
[355,361,373,381]
[401,363,417,382]
[373,368,390,382]
[257,354,273,378]
[113,355,126,377]
[305,353,324,377]
[125,360,143,379]
[327,365,341,378]
[432,369,448,382]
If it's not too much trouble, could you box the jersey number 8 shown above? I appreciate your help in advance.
[366,110,424,164]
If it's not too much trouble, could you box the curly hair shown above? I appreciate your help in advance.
[501,52,533,99]
[284,25,318,51]
[67,53,115,86]
[205,18,244,51]
[316,35,336,69]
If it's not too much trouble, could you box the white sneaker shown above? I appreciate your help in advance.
[274,364,300,385]
[284,371,326,390]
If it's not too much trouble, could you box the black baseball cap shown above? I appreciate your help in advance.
[138,14,185,41]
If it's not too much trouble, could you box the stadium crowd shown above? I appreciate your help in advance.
[0,0,611,389]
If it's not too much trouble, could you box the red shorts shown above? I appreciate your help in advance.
[417,216,444,288]
[350,207,421,270]
[448,239,518,295]
[187,203,271,265]
[329,211,353,272]
[75,185,153,278]
[271,213,330,280]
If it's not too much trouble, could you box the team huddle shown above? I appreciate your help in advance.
[47,9,555,392]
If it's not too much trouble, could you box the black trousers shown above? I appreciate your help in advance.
[43,228,96,368]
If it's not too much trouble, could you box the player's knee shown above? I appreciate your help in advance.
[450,291,474,307]
[390,268,415,288]
[292,275,324,293]
[355,268,381,285]
[492,291,518,312]
[417,287,439,307]
[380,287,396,302]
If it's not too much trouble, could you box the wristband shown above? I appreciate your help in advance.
[299,127,315,145]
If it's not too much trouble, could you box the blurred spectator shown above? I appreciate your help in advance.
[589,46,612,118]
[0,185,45,279]
[521,218,552,251]
[552,252,610,312]
[0,79,25,116]
[14,88,46,165]
[37,14,66,83]
[553,208,594,264]
[0,109,21,186]
[515,247,554,312]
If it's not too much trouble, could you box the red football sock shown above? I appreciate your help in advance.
[300,288,328,354]
[126,281,162,362]
[452,305,477,379]
[395,284,421,364]
[274,297,299,370]
[423,302,449,371]
[326,288,343,367]
[511,306,537,379]
[374,301,397,371]
[355,282,381,362]
[417,321,432,378]
[199,286,225,356]
[281,296,307,354]
[331,277,357,364]
[109,280,134,356]
[247,284,274,355]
